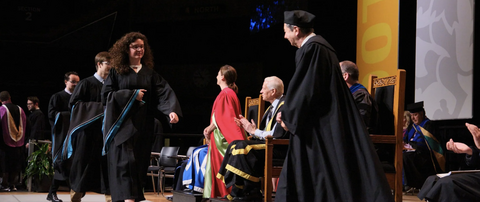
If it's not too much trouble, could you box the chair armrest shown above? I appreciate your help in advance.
[369,134,396,144]
[168,155,189,161]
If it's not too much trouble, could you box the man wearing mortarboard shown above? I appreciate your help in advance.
[275,10,393,202]
[403,101,445,193]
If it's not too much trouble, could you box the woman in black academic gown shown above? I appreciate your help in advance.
[101,32,182,202]
[418,123,480,202]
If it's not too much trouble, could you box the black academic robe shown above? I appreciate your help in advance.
[101,67,182,202]
[418,146,480,202]
[28,109,47,140]
[277,35,393,202]
[403,120,441,188]
[352,88,378,133]
[67,75,107,193]
[52,111,70,180]
[48,90,71,128]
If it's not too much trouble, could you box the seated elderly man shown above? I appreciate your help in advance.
[217,76,290,201]
[418,123,480,202]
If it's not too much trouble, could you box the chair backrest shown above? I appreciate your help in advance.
[159,146,180,167]
[368,69,406,202]
[244,95,265,128]
[186,146,196,157]
[368,69,406,139]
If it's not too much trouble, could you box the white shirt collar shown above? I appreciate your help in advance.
[271,95,284,110]
[301,33,316,47]
[130,64,142,72]
[64,88,73,95]
[93,73,104,83]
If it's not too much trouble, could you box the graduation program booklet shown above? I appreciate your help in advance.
[437,170,480,178]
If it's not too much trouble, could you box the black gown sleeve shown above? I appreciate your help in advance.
[153,72,182,117]
[281,42,333,135]
[70,79,88,108]
[48,93,60,127]
[466,146,480,168]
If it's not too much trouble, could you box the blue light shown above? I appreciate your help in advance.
[249,0,285,32]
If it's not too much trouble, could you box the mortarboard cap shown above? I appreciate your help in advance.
[284,10,315,28]
[407,101,424,113]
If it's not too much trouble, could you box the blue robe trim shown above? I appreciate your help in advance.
[52,112,61,161]
[102,89,140,156]
[349,83,367,94]
[62,112,104,160]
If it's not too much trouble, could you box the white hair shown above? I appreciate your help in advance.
[264,76,284,95]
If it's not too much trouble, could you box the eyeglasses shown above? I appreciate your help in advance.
[27,103,34,106]
[102,61,110,65]
[130,45,144,50]
[68,80,78,84]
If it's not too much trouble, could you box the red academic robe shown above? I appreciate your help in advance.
[207,87,246,198]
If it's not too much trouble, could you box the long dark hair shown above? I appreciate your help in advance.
[109,32,154,75]
[220,65,238,94]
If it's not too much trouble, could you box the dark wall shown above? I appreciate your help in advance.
[4,0,477,143]
[0,0,357,134]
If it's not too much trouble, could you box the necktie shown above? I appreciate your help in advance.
[266,107,273,124]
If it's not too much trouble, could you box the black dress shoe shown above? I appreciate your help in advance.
[46,192,63,202]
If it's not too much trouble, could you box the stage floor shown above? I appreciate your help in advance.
[0,191,422,202]
[0,191,172,202]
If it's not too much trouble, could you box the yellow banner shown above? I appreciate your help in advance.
[357,0,399,85]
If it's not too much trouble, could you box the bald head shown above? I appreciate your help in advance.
[340,60,359,81]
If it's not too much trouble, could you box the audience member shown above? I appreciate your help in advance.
[275,10,393,202]
[101,32,182,202]
[201,65,246,199]
[26,96,47,143]
[216,76,290,201]
[418,123,480,202]
[403,101,445,193]
[47,71,80,202]
[403,110,412,136]
[0,91,27,192]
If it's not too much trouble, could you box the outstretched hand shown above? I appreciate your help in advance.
[235,115,257,134]
[446,138,472,155]
[466,123,480,149]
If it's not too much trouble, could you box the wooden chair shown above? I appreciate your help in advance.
[368,69,406,202]
[264,136,289,202]
[245,95,265,127]
[245,94,289,202]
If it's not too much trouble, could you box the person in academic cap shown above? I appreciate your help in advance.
[403,101,445,193]
[417,123,480,202]
[275,10,393,202]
